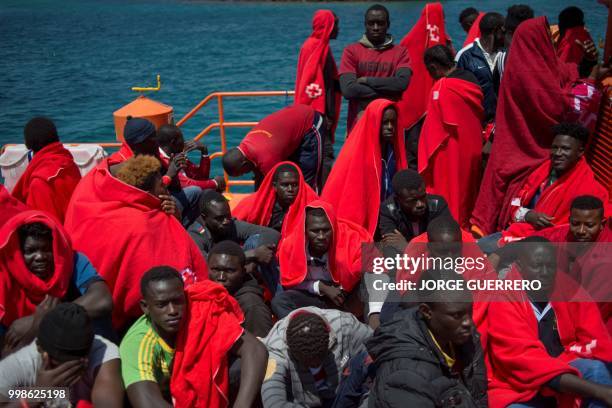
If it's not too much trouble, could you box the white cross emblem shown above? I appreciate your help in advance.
[426,23,440,43]
[305,83,323,99]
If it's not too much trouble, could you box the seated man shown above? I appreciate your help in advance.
[110,117,201,228]
[273,201,371,319]
[489,123,609,249]
[377,169,450,248]
[488,237,612,408]
[322,99,407,236]
[261,307,372,407]
[222,104,327,192]
[64,155,207,330]
[156,124,225,191]
[0,211,113,355]
[208,241,273,338]
[0,303,123,408]
[11,117,81,223]
[189,190,281,294]
[420,45,484,228]
[120,266,267,408]
[233,162,317,233]
[367,270,487,408]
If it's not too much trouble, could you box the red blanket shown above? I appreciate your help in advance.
[278,200,371,292]
[11,142,81,223]
[171,281,244,408]
[0,184,27,227]
[463,12,484,47]
[294,10,341,140]
[471,17,579,235]
[418,77,484,228]
[64,159,208,328]
[321,99,407,236]
[501,157,609,242]
[233,161,318,235]
[487,268,612,408]
[557,26,593,64]
[0,211,73,326]
[108,143,133,163]
[397,3,450,134]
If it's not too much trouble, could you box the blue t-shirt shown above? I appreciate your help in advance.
[0,252,103,335]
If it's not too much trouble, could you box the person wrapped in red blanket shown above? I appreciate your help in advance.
[471,16,604,237]
[0,184,27,227]
[396,2,451,169]
[499,123,609,244]
[295,11,340,138]
[64,155,208,329]
[233,162,317,234]
[12,118,81,223]
[487,236,612,408]
[419,45,484,228]
[321,99,407,236]
[463,12,484,47]
[273,200,372,319]
[556,6,598,72]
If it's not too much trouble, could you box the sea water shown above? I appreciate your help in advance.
[1,0,607,177]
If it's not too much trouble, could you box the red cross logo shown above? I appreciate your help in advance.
[305,83,323,99]
[426,24,440,43]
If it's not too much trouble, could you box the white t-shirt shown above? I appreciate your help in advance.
[0,335,119,407]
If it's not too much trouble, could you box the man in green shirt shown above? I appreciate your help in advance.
[120,266,267,408]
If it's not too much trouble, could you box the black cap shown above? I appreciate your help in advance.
[124,117,155,145]
[38,303,94,361]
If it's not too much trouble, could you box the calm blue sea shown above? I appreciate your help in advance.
[0,0,607,163]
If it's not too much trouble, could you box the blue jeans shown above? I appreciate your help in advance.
[477,232,503,255]
[333,350,375,408]
[243,234,282,296]
[171,186,202,228]
[508,359,612,408]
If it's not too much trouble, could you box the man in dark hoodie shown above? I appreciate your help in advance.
[367,269,488,408]
[207,240,273,338]
[339,4,412,132]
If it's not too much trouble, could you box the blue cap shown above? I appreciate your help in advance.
[123,117,156,145]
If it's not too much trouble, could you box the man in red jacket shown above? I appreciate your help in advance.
[12,117,81,223]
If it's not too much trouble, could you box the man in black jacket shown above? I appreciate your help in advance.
[367,270,488,408]
[207,240,273,338]
[377,169,450,249]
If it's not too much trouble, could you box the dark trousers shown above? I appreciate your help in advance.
[291,112,325,193]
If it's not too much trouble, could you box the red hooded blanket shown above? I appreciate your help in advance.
[0,184,28,227]
[487,268,612,408]
[463,12,484,47]
[500,157,609,243]
[397,3,450,134]
[171,281,244,408]
[278,200,371,292]
[11,142,81,223]
[471,17,579,235]
[294,10,341,139]
[418,77,484,228]
[557,26,593,64]
[233,162,318,235]
[321,99,407,236]
[64,159,208,328]
[0,211,73,326]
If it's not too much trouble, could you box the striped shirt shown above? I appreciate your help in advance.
[120,315,175,398]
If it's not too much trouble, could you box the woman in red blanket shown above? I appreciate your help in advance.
[487,237,612,408]
[233,162,317,234]
[0,184,27,227]
[419,45,484,228]
[321,99,407,236]
[273,200,371,318]
[396,2,450,168]
[12,117,81,223]
[471,17,584,236]
[64,155,208,329]
[500,123,609,244]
